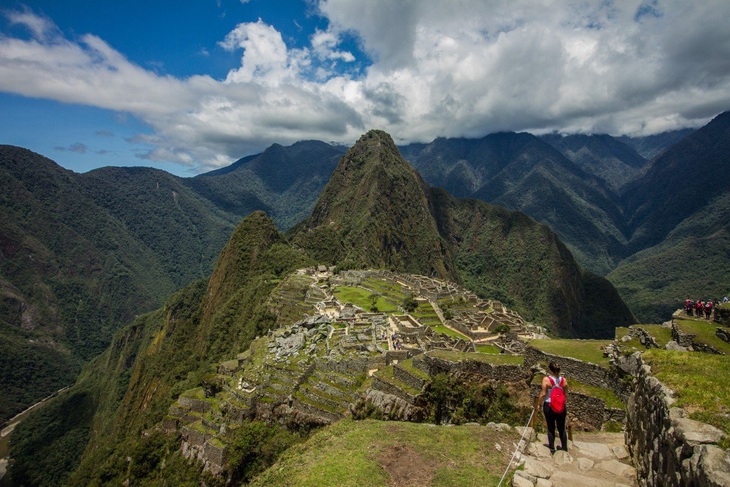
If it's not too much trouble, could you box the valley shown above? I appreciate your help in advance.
[0,124,728,486]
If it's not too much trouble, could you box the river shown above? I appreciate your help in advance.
[0,387,70,486]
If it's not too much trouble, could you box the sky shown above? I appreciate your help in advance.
[1,1,729,177]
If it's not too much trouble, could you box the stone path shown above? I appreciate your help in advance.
[513,432,637,487]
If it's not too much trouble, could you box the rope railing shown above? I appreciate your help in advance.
[496,405,537,487]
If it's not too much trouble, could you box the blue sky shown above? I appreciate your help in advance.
[1,1,729,177]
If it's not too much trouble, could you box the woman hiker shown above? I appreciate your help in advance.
[537,361,569,453]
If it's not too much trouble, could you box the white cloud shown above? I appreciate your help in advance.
[1,1,730,172]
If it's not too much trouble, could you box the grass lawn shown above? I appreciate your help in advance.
[333,286,399,313]
[673,318,730,354]
[476,344,501,355]
[429,349,524,365]
[643,349,730,436]
[529,339,612,367]
[616,325,674,351]
[249,419,521,487]
[432,325,470,341]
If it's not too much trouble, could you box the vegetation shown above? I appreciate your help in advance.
[249,419,520,487]
[643,350,730,435]
[333,286,398,313]
[673,319,730,354]
[424,373,526,426]
[528,339,612,366]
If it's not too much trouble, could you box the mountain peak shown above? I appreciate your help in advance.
[293,130,454,278]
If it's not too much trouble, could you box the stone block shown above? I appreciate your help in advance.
[523,457,554,479]
[512,472,535,486]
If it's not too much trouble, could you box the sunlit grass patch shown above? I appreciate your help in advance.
[643,349,730,435]
[529,339,612,366]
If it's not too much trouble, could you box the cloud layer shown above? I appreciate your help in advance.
[2,0,729,172]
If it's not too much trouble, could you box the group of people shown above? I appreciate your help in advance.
[684,298,722,320]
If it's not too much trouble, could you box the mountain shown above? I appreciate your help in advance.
[400,132,629,275]
[540,133,647,191]
[617,128,696,160]
[608,112,730,321]
[188,140,346,231]
[293,130,633,336]
[291,130,455,278]
[0,146,239,424]
[6,132,634,485]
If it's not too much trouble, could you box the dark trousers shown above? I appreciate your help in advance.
[543,402,567,451]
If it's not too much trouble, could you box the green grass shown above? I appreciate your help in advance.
[248,419,519,487]
[529,339,612,366]
[429,349,524,365]
[643,349,730,435]
[432,325,470,340]
[673,318,730,354]
[475,344,501,354]
[413,302,442,326]
[616,324,674,351]
[333,286,399,312]
[374,366,421,396]
[398,359,430,381]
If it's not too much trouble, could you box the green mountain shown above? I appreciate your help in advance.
[540,133,646,191]
[608,112,730,321]
[291,130,455,278]
[293,130,633,337]
[187,140,346,231]
[400,132,629,275]
[0,146,239,424]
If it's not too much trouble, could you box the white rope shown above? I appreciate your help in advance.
[496,406,537,487]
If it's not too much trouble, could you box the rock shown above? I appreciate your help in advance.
[551,450,573,466]
[665,340,688,352]
[577,457,595,471]
[523,457,554,479]
[595,459,636,478]
[512,472,535,486]
[697,445,730,486]
[527,442,553,458]
[612,445,629,460]
[672,417,725,445]
[571,441,614,461]
[535,478,552,487]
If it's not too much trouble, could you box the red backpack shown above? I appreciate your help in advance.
[548,376,566,413]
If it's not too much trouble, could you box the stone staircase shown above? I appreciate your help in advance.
[513,432,637,487]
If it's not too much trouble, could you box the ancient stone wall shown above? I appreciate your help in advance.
[623,353,730,487]
[422,353,526,382]
[529,385,624,430]
[393,364,427,391]
[716,327,730,344]
[522,346,628,401]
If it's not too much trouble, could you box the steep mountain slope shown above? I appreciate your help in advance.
[79,166,239,286]
[188,140,346,231]
[622,111,730,253]
[617,128,695,160]
[0,146,238,424]
[607,112,730,321]
[0,146,175,423]
[8,212,314,487]
[292,130,455,279]
[400,133,629,275]
[540,133,647,191]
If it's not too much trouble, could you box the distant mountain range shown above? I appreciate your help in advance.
[1,112,728,423]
